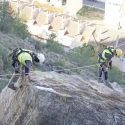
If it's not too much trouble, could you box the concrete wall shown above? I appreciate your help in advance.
[50,0,62,7]
[105,0,124,28]
[34,0,83,15]
[112,57,122,70]
[120,15,125,31]
[65,0,83,16]
[112,57,125,72]
[50,0,83,16]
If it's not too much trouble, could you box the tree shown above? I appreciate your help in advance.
[0,1,30,39]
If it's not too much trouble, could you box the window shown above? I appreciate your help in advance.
[62,0,67,5]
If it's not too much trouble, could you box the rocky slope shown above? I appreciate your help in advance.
[0,71,125,125]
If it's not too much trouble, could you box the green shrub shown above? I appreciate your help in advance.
[77,6,104,15]
[77,6,104,20]
[87,65,98,75]
[53,59,66,67]
[108,66,123,84]
[0,2,13,33]
[0,80,8,92]
[0,1,30,39]
[12,16,30,39]
[49,33,57,40]
[0,44,9,61]
[66,45,96,66]
[46,34,65,54]
[0,44,13,74]
[35,40,43,50]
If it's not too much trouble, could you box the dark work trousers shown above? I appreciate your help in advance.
[98,64,113,89]
[98,64,108,81]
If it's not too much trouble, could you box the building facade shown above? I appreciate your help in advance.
[105,0,125,30]
[34,0,83,16]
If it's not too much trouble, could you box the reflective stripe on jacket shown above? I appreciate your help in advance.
[98,47,115,63]
[17,49,32,66]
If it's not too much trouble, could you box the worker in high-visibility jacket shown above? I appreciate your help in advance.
[97,46,122,89]
[8,48,45,90]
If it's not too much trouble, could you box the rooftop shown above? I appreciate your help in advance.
[64,20,80,37]
[48,16,63,31]
[34,10,48,26]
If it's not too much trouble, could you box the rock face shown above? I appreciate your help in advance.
[0,56,3,69]
[0,71,125,125]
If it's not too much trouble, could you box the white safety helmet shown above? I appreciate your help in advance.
[37,53,45,63]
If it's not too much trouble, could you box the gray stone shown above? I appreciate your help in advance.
[0,71,125,125]
[0,56,3,68]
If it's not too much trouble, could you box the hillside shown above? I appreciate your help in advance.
[0,31,124,124]
[0,20,125,125]
[0,1,125,124]
[0,71,125,125]
[0,30,124,91]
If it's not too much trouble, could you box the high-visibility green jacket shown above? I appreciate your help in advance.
[98,47,115,63]
[16,49,33,66]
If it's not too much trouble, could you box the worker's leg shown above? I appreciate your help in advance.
[98,66,102,83]
[102,65,113,89]
[15,62,20,73]
[102,67,108,80]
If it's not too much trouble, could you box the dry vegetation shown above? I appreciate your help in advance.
[77,6,104,20]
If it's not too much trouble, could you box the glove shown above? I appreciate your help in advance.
[105,67,108,72]
[97,64,101,67]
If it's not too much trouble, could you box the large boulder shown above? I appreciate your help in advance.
[0,71,125,125]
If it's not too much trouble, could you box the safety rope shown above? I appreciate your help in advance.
[1,64,98,105]
[0,64,97,77]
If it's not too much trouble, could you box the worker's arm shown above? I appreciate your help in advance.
[25,60,32,75]
[22,60,32,84]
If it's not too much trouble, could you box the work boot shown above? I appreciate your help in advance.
[8,83,17,90]
[98,77,103,83]
[103,80,113,89]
